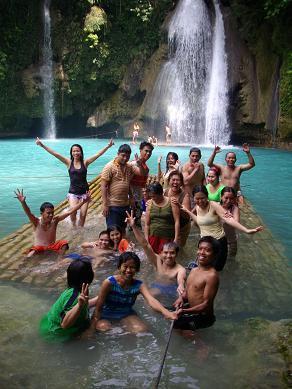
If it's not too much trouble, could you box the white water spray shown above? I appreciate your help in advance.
[42,0,56,139]
[205,0,229,145]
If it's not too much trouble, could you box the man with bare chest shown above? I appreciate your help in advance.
[182,148,205,196]
[207,143,255,198]
[173,236,220,331]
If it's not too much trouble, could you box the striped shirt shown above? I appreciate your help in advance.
[101,159,135,206]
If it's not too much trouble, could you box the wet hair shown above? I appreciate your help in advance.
[208,166,220,177]
[225,151,236,159]
[167,170,184,186]
[147,181,163,196]
[117,251,141,272]
[40,202,54,213]
[166,152,179,172]
[221,186,236,198]
[198,236,220,261]
[139,141,154,151]
[162,241,179,255]
[99,230,110,238]
[192,185,208,198]
[189,147,201,158]
[67,258,94,291]
[118,144,132,154]
[70,144,84,161]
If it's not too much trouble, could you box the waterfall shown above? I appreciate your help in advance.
[205,0,230,145]
[42,0,56,139]
[146,0,230,145]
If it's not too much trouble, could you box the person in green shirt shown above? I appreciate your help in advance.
[206,167,225,202]
[39,258,97,341]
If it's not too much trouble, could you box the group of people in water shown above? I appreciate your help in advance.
[15,136,263,341]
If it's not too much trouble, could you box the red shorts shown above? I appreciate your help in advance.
[148,236,173,254]
[28,240,69,254]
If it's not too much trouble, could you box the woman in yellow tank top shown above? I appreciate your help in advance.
[181,185,263,271]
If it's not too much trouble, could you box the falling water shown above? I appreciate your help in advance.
[146,0,230,145]
[205,0,230,145]
[42,0,56,139]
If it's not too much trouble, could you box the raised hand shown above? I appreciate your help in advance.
[14,188,26,203]
[158,155,162,164]
[242,143,250,153]
[174,160,180,169]
[36,137,44,147]
[125,210,135,227]
[108,138,114,147]
[214,145,221,154]
[248,225,264,234]
[78,283,89,308]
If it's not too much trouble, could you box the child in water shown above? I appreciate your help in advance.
[39,258,97,341]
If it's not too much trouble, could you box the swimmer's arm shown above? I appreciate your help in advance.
[56,195,91,222]
[140,284,178,321]
[88,296,98,307]
[130,222,158,268]
[180,205,197,224]
[35,138,70,167]
[182,276,219,314]
[240,144,255,171]
[84,139,114,167]
[171,201,180,244]
[101,180,110,217]
[176,267,187,295]
[213,202,263,234]
[81,241,96,249]
[207,145,222,169]
[92,279,112,324]
[182,163,199,185]
[157,156,163,181]
[61,283,89,329]
[233,205,240,222]
[144,206,151,242]
[14,189,39,227]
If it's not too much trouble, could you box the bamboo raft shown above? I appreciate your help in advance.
[0,175,291,318]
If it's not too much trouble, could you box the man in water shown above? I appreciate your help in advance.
[182,147,205,196]
[207,143,255,203]
[165,125,172,144]
[130,141,154,228]
[125,211,186,298]
[173,236,220,334]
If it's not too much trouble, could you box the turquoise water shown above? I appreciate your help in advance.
[0,139,291,388]
[1,138,292,260]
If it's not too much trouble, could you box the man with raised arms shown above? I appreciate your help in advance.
[125,211,186,296]
[173,236,220,333]
[182,147,205,196]
[207,143,255,202]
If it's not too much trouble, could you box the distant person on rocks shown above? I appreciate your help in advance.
[165,125,172,144]
[130,141,154,227]
[132,122,140,144]
[182,147,205,196]
[15,189,90,257]
[36,137,114,227]
[101,144,140,231]
[207,143,255,204]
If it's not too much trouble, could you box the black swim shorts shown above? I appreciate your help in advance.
[173,313,216,331]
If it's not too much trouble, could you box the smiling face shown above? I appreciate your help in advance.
[225,152,236,167]
[140,146,153,162]
[167,154,177,167]
[71,146,82,160]
[41,207,54,223]
[194,191,209,209]
[161,247,177,267]
[119,259,138,280]
[197,241,215,266]
[221,191,236,209]
[207,170,219,186]
[117,152,131,165]
[98,233,110,249]
[109,230,122,244]
[169,173,181,191]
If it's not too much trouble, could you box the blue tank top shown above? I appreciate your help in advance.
[68,160,89,195]
[101,276,142,320]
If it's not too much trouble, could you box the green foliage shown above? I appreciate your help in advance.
[280,52,292,117]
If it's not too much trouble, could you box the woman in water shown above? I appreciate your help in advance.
[145,182,180,254]
[220,186,240,258]
[157,151,180,192]
[92,251,178,333]
[36,137,114,227]
[181,185,263,271]
[206,167,225,202]
[164,170,191,247]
